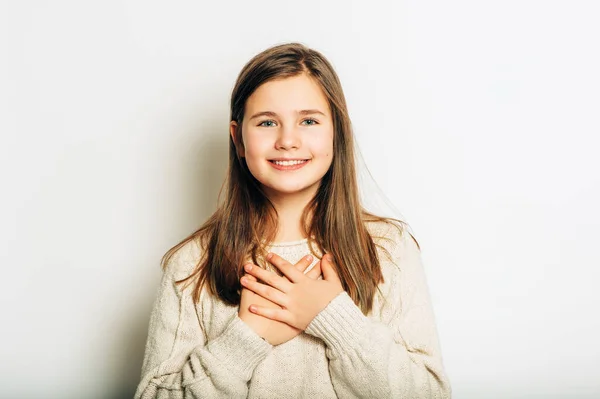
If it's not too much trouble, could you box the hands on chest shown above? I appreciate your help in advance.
[238,253,344,345]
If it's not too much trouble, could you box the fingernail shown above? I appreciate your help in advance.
[306,255,313,262]
[241,276,247,284]
[266,253,273,260]
[249,305,257,312]
[244,264,252,272]
[326,254,333,261]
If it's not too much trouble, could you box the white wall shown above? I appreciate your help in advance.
[2,1,599,398]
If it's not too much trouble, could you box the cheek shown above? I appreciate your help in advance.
[242,131,267,158]
[314,133,334,159]
[241,135,271,178]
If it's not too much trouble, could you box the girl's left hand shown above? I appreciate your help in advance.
[240,252,344,330]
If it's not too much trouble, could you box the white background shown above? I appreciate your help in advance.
[2,1,599,398]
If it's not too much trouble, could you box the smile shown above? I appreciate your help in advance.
[268,159,310,170]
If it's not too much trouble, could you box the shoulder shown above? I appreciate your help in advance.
[360,219,423,295]
[364,219,427,315]
[365,218,419,251]
[162,236,204,281]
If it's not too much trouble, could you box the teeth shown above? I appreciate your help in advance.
[272,160,307,166]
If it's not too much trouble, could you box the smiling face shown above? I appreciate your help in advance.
[230,73,334,202]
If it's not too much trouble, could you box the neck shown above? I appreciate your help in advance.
[266,190,315,243]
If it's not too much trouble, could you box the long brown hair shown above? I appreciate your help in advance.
[162,42,414,314]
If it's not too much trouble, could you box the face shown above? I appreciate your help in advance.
[230,73,334,201]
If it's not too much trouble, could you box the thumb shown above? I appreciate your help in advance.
[321,254,340,282]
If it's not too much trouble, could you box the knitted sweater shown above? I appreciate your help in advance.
[134,221,452,398]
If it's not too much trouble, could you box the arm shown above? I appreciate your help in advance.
[304,226,452,398]
[134,244,272,399]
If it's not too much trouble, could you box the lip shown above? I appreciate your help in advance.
[268,158,310,161]
[268,159,310,171]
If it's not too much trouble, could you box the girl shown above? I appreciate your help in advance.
[135,42,451,398]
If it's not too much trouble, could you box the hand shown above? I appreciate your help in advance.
[241,253,344,330]
[238,255,322,346]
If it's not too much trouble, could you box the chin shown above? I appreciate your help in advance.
[262,183,320,198]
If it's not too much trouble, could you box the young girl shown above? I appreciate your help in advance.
[135,42,451,398]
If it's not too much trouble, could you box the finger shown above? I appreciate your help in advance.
[305,260,322,280]
[241,264,258,282]
[248,304,294,325]
[243,263,291,293]
[267,253,304,283]
[240,275,289,306]
[321,254,341,283]
[294,255,314,273]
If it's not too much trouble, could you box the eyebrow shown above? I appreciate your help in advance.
[249,109,326,120]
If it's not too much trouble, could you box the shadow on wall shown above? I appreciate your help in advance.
[110,118,229,399]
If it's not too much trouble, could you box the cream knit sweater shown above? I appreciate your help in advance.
[134,221,452,398]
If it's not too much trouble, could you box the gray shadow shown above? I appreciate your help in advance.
[110,117,229,399]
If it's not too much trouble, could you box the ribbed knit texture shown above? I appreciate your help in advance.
[134,221,452,398]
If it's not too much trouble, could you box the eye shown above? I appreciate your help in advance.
[258,120,277,127]
[301,118,319,126]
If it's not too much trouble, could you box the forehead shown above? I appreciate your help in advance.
[245,74,330,113]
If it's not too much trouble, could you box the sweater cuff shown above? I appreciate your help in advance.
[305,291,369,356]
[205,314,272,381]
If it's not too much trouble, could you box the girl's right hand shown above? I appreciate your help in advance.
[238,255,321,346]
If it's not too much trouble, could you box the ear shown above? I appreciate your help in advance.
[230,121,245,158]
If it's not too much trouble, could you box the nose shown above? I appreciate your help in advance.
[274,124,300,150]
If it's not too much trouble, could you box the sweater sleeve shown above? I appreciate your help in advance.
[304,225,452,398]
[134,243,273,399]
